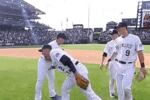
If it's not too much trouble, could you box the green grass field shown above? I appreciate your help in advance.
[62,44,105,51]
[0,44,150,100]
[62,44,150,53]
[0,57,150,100]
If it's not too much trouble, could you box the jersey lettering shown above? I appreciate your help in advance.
[57,66,71,74]
[121,43,133,49]
[55,53,60,57]
[58,66,64,71]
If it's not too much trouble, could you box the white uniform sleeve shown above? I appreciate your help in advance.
[113,43,117,53]
[135,36,144,51]
[51,49,64,62]
[114,38,120,53]
[48,40,60,49]
[50,52,57,67]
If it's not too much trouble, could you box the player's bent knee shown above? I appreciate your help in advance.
[124,89,132,97]
[62,87,70,94]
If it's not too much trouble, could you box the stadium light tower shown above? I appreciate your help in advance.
[66,17,68,29]
[87,3,90,36]
[20,3,38,44]
[87,0,90,26]
[120,11,123,22]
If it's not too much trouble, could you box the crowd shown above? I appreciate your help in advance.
[33,28,57,45]
[0,27,150,46]
[98,31,111,42]
[0,30,32,46]
[0,28,58,46]
[98,29,150,43]
[0,26,92,46]
[65,28,93,44]
[132,29,150,40]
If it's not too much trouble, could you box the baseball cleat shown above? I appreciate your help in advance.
[110,93,118,99]
[51,95,61,100]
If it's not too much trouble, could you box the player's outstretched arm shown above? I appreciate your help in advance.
[100,52,107,70]
[138,50,147,78]
[106,52,117,66]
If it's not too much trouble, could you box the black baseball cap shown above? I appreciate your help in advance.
[57,33,67,39]
[38,44,52,52]
[116,22,127,29]
[110,29,118,35]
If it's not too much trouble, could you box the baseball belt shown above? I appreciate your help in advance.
[115,59,132,64]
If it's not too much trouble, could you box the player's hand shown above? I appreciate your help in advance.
[99,63,104,70]
[106,62,109,69]
[140,67,147,78]
[136,68,147,81]
[48,66,56,70]
[106,59,111,69]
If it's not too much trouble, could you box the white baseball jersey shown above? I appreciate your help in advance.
[50,49,102,100]
[40,40,60,60]
[104,40,118,96]
[35,40,62,100]
[48,40,61,49]
[50,49,77,74]
[114,34,142,100]
[104,40,117,58]
[115,34,144,62]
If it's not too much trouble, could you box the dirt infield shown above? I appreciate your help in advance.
[0,48,150,68]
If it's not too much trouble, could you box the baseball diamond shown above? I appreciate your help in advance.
[0,0,150,100]
[0,44,150,100]
[0,47,150,68]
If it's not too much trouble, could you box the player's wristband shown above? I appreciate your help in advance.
[103,52,107,57]
[108,59,111,62]
[140,63,145,68]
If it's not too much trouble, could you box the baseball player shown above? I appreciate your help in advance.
[38,44,102,100]
[100,29,119,98]
[35,33,66,100]
[109,22,147,100]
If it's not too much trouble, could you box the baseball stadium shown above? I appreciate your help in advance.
[0,0,150,100]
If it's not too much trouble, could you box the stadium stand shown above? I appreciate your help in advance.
[0,0,150,46]
[98,29,150,44]
[65,26,93,44]
[0,0,54,46]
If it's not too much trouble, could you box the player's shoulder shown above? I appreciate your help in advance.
[50,49,66,60]
[50,49,60,57]
[51,48,62,54]
[129,34,140,40]
[48,40,57,45]
[106,40,114,45]
[129,34,137,38]
[107,40,112,44]
[115,36,122,42]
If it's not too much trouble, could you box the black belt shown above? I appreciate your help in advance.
[115,59,132,64]
[75,61,79,65]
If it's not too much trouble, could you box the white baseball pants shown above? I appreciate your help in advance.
[116,62,135,100]
[108,60,117,96]
[61,63,102,100]
[35,57,56,100]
